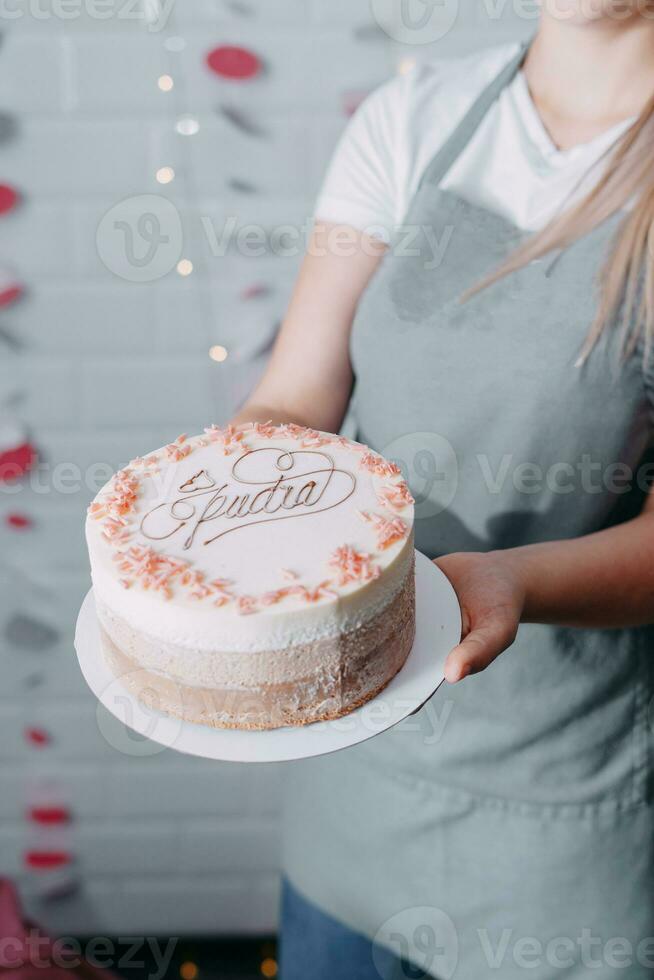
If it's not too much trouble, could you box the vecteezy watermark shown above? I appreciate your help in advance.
[0,0,176,30]
[382,432,459,520]
[370,0,460,45]
[96,667,184,756]
[476,927,654,971]
[201,216,454,270]
[310,696,454,745]
[540,0,654,22]
[376,432,654,521]
[96,195,183,283]
[95,195,457,282]
[3,449,653,509]
[0,458,115,495]
[373,907,459,979]
[0,933,177,980]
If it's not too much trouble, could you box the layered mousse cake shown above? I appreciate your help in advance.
[85,423,415,730]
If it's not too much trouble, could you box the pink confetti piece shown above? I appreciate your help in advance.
[24,727,51,748]
[5,512,32,529]
[206,45,262,80]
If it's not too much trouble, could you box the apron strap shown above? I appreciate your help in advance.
[420,41,531,190]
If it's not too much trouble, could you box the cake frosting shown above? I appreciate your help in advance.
[85,423,416,729]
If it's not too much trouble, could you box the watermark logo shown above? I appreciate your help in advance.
[370,0,459,45]
[96,667,183,756]
[0,933,177,980]
[96,194,183,283]
[0,0,176,30]
[373,906,459,979]
[381,431,458,520]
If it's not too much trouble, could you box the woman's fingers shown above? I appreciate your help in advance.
[444,616,518,684]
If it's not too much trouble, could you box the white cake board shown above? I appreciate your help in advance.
[74,551,461,763]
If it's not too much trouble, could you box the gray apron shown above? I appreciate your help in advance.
[284,48,654,979]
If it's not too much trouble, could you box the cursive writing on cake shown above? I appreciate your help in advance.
[140,448,356,550]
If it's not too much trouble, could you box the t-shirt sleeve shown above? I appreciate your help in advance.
[314,74,408,243]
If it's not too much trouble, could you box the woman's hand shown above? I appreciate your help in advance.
[434,551,527,684]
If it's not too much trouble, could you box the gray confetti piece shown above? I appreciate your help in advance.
[23,671,45,689]
[353,22,387,41]
[36,872,80,904]
[5,613,59,651]
[228,178,258,194]
[219,105,267,138]
[0,326,22,351]
[224,0,254,15]
[0,113,17,145]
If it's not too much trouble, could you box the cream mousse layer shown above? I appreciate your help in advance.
[85,424,416,729]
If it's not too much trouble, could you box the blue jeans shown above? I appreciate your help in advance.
[279,879,431,980]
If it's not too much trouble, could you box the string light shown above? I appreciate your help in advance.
[397,56,416,75]
[175,116,200,136]
[157,26,229,424]
[209,345,228,363]
[179,963,198,980]
[260,958,277,978]
[155,166,175,184]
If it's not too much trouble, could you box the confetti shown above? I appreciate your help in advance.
[28,806,71,825]
[219,104,267,138]
[5,513,32,530]
[24,727,51,747]
[24,851,71,870]
[240,282,271,300]
[206,45,262,80]
[227,177,258,194]
[6,614,59,651]
[0,441,37,482]
[0,183,19,214]
[0,283,23,308]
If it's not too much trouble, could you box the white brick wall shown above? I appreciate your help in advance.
[0,0,393,937]
[0,0,526,938]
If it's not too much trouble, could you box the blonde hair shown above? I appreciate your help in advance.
[466,89,654,366]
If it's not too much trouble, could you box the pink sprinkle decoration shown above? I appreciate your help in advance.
[205,424,247,455]
[248,420,277,439]
[301,428,332,449]
[261,588,290,606]
[376,481,414,512]
[279,422,307,440]
[359,511,409,550]
[281,568,299,581]
[297,581,338,604]
[329,545,380,586]
[165,435,192,462]
[359,452,402,478]
[237,595,258,615]
[334,435,360,450]
[90,468,140,539]
[113,546,191,599]
[129,454,159,469]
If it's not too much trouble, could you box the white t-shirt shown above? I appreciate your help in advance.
[315,43,632,239]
